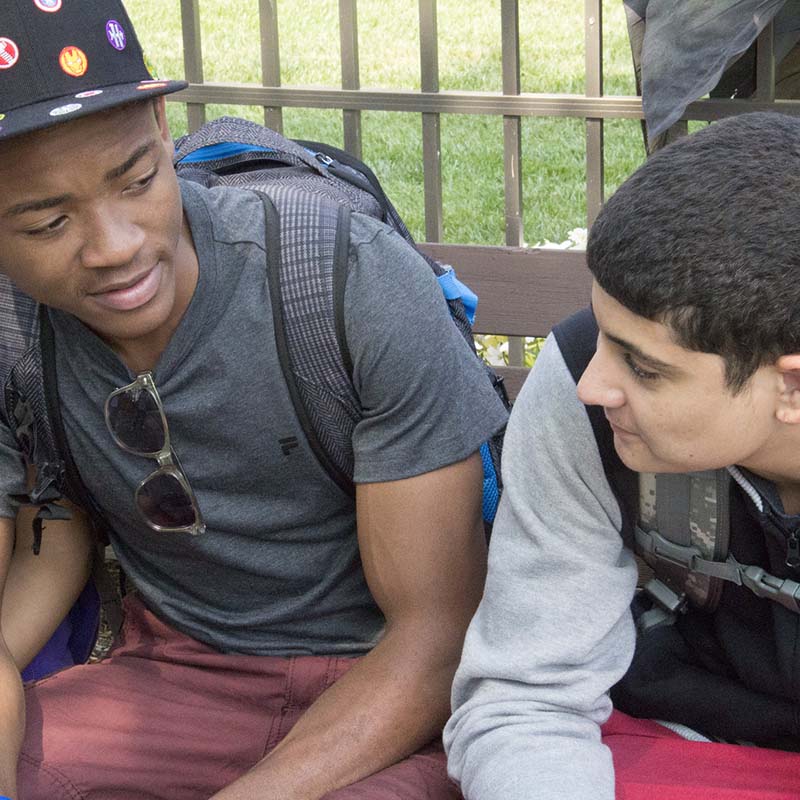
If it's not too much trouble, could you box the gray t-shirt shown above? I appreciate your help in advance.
[31,180,508,656]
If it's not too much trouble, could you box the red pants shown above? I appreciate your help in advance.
[604,711,800,799]
[18,595,459,800]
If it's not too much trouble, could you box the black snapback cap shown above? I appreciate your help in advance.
[0,0,187,141]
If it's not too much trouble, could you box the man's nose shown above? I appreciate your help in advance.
[576,350,625,409]
[80,205,145,269]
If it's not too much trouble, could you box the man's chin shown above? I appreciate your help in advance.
[612,434,659,474]
[613,439,703,475]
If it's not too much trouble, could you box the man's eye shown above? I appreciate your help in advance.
[127,169,158,192]
[624,352,659,382]
[26,217,67,237]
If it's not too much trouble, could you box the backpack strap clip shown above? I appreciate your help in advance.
[635,524,705,572]
[636,578,687,634]
[739,563,800,614]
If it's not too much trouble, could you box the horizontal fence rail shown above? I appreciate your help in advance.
[172,85,800,121]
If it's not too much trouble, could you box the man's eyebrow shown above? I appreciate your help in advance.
[604,332,678,375]
[3,141,159,219]
[3,195,72,218]
[104,141,158,182]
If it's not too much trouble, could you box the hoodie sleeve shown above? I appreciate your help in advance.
[444,333,639,800]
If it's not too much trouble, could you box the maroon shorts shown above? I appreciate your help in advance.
[604,711,800,799]
[18,595,460,800]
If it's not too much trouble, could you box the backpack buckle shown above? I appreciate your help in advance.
[636,578,687,635]
[740,565,800,614]
[643,577,688,615]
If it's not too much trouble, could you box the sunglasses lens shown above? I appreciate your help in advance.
[107,387,166,454]
[137,472,198,529]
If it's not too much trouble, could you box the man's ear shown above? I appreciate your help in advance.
[776,355,800,424]
[154,96,171,144]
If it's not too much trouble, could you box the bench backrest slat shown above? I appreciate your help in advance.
[418,244,591,401]
[418,244,591,339]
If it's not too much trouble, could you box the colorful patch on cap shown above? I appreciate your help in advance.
[75,89,103,99]
[105,20,127,51]
[137,81,168,90]
[59,46,88,77]
[0,38,20,70]
[0,114,5,121]
[33,0,63,12]
[49,103,82,117]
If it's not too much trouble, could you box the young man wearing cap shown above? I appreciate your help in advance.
[445,112,800,799]
[0,2,508,798]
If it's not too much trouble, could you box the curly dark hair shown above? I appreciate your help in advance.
[587,112,800,393]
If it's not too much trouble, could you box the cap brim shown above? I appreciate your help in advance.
[0,78,188,141]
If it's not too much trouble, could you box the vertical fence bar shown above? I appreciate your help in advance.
[180,0,206,132]
[340,0,363,158]
[502,0,525,367]
[756,20,776,101]
[585,0,604,227]
[259,0,283,132]
[420,0,444,243]
[501,0,523,248]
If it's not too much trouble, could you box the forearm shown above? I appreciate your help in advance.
[2,504,93,670]
[0,644,24,797]
[210,617,459,800]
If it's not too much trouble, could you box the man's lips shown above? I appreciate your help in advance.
[89,263,162,312]
[605,414,639,438]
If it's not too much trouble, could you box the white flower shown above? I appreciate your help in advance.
[532,227,588,250]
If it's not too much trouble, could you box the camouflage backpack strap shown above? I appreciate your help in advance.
[635,470,730,631]
[256,186,361,496]
[637,468,800,623]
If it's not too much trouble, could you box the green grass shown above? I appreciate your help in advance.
[124,0,647,245]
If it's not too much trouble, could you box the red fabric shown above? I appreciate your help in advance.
[604,710,800,800]
[18,594,458,800]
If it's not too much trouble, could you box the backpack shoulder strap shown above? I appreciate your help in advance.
[0,281,113,555]
[636,470,730,620]
[552,307,638,546]
[256,187,360,496]
[0,288,72,547]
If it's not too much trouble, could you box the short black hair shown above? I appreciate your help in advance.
[587,112,800,392]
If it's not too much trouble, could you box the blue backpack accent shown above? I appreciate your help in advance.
[437,267,478,326]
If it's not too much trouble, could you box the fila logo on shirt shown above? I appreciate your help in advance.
[279,436,299,456]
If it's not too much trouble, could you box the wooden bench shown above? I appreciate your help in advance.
[418,244,592,400]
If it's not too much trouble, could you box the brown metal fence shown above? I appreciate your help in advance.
[169,3,800,361]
